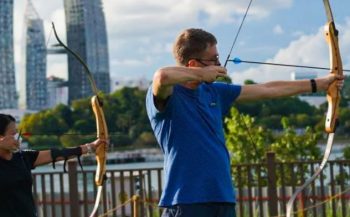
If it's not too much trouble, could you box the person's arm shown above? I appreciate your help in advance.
[236,74,344,102]
[152,65,227,110]
[33,138,105,167]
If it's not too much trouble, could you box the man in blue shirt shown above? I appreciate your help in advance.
[146,28,343,217]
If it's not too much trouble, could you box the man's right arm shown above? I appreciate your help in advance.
[152,66,227,110]
[152,66,201,99]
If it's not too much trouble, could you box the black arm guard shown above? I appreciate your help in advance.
[50,147,83,172]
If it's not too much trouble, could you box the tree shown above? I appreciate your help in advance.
[225,108,321,163]
[225,108,273,164]
[225,107,321,185]
[270,118,321,162]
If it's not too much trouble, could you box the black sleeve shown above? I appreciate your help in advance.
[21,150,39,169]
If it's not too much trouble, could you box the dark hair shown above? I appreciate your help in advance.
[173,28,217,66]
[0,114,16,136]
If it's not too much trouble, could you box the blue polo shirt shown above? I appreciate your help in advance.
[146,82,241,206]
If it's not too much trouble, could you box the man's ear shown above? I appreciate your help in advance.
[187,59,198,67]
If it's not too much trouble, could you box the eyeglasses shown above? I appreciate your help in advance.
[194,58,221,66]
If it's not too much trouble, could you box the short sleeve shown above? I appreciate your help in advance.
[22,150,39,169]
[146,86,161,118]
[146,85,173,120]
[213,82,241,115]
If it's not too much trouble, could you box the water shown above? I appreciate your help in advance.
[32,161,164,194]
[33,160,164,173]
[318,142,347,160]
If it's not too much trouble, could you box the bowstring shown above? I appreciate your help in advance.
[223,0,259,160]
[224,0,253,67]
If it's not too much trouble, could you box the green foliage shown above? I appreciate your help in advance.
[235,97,319,130]
[341,76,350,100]
[225,108,321,163]
[26,135,60,150]
[225,108,321,186]
[133,132,158,147]
[19,87,153,149]
[19,109,69,136]
[244,79,256,84]
[216,76,232,83]
[60,132,95,148]
[225,108,272,164]
[270,117,321,162]
[343,145,350,159]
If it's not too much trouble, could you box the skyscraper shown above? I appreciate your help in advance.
[19,0,47,110]
[0,0,17,109]
[47,76,68,108]
[64,0,110,103]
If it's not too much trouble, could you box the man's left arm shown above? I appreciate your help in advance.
[236,74,343,102]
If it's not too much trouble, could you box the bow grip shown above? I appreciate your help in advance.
[324,21,343,133]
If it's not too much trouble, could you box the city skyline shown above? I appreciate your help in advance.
[11,1,350,90]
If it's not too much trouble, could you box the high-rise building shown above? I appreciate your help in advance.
[64,0,110,103]
[19,0,47,110]
[0,0,17,109]
[291,71,317,81]
[47,76,68,108]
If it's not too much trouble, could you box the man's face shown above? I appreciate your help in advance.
[183,44,221,88]
[193,44,221,67]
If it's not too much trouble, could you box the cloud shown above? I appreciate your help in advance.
[273,25,284,35]
[111,57,152,67]
[103,0,292,39]
[102,0,293,79]
[12,0,304,84]
[47,55,68,79]
[231,21,350,84]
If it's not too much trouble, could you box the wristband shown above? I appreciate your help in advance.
[310,79,317,93]
[50,147,83,172]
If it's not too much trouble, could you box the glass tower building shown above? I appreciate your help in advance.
[19,0,47,110]
[64,0,110,103]
[0,0,17,109]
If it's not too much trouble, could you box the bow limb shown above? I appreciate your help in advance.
[90,96,109,217]
[286,1,342,216]
[51,23,109,216]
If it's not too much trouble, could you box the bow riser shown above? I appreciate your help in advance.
[324,21,343,133]
[91,95,108,186]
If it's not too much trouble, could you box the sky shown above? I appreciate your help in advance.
[13,0,350,90]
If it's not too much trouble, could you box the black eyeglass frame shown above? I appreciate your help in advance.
[194,58,221,66]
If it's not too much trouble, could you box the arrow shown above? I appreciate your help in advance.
[230,57,350,72]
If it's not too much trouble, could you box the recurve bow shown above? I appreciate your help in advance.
[51,23,109,217]
[286,1,343,216]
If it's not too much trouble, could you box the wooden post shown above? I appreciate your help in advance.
[68,161,80,217]
[267,152,278,216]
[133,195,140,217]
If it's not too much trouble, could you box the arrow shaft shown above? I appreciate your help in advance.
[229,59,350,72]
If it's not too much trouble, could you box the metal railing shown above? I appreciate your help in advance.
[32,153,350,217]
